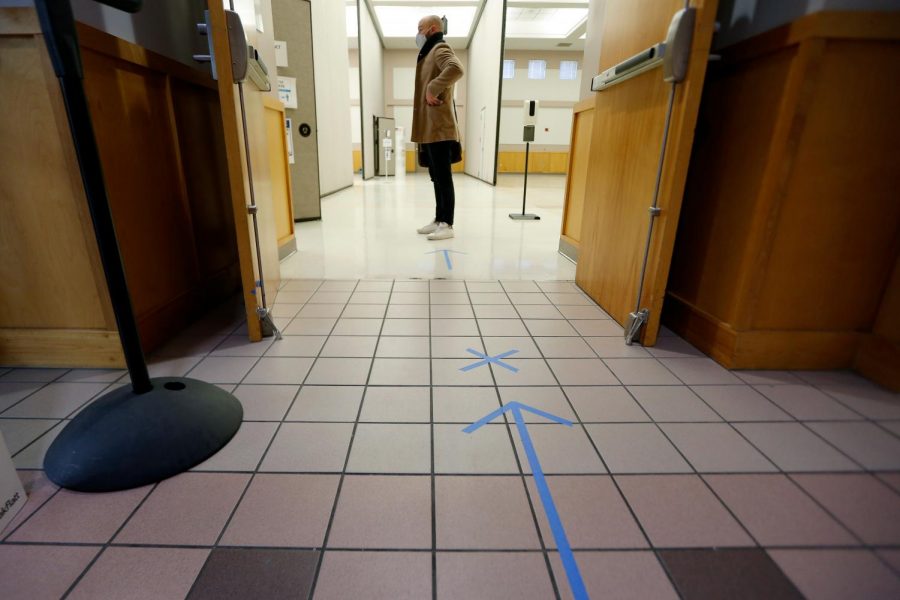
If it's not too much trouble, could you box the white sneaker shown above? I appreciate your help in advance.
[417,220,439,234]
[427,223,454,240]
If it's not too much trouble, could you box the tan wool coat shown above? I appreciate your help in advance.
[410,41,464,144]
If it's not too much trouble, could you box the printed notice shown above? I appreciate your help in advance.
[277,76,297,109]
[274,40,288,68]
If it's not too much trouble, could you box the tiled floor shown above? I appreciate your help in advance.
[1,279,899,599]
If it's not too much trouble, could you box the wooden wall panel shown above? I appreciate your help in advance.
[664,12,900,388]
[753,41,900,330]
[0,35,113,332]
[263,97,296,248]
[82,50,200,321]
[668,49,794,325]
[169,80,240,282]
[560,104,593,246]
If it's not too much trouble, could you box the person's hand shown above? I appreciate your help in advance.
[426,91,443,106]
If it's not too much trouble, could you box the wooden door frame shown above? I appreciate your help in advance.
[207,1,263,342]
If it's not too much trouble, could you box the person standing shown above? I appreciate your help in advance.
[412,15,464,241]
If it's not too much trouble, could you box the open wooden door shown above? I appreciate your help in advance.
[575,0,718,346]
[205,1,264,342]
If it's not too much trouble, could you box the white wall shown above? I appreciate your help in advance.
[498,52,582,149]
[464,0,505,184]
[502,66,581,102]
[311,0,354,194]
[716,0,900,47]
[499,106,574,146]
[358,1,384,179]
[580,0,606,101]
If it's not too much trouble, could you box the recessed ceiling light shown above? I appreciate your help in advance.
[374,5,477,38]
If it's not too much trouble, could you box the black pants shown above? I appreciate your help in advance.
[424,140,456,226]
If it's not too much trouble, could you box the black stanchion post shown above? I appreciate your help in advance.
[35,0,243,493]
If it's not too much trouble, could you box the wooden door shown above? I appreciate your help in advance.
[206,1,264,341]
[575,0,718,346]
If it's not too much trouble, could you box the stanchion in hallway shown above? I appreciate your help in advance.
[35,0,243,493]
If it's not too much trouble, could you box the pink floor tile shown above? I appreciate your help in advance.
[9,485,150,544]
[705,474,857,546]
[792,474,900,545]
[435,476,541,549]
[327,475,431,548]
[526,476,647,549]
[69,547,210,600]
[616,475,754,548]
[115,473,250,545]
[550,551,678,600]
[0,544,99,600]
[315,551,431,600]
[220,474,339,547]
[437,552,555,600]
[770,549,900,600]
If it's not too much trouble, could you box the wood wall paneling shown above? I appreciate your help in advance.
[560,102,594,247]
[664,12,900,388]
[752,41,900,331]
[263,96,296,249]
[0,35,115,332]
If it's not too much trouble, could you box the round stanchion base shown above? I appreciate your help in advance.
[44,377,243,492]
[509,213,541,220]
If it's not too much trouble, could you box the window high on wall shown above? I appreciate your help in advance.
[559,60,578,80]
[528,60,546,80]
[503,59,516,79]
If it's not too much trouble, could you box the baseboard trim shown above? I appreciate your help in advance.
[854,334,900,391]
[0,328,124,368]
[663,293,863,370]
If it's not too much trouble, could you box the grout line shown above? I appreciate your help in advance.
[427,280,438,600]
[185,282,327,599]
[60,480,160,599]
[307,279,377,600]
[495,281,564,600]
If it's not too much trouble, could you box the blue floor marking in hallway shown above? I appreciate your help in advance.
[459,349,520,372]
[464,402,590,600]
[425,249,465,270]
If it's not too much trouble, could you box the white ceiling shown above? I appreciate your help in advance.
[346,0,588,51]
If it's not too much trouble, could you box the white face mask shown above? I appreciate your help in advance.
[415,32,427,49]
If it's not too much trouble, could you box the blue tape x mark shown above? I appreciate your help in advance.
[459,348,519,373]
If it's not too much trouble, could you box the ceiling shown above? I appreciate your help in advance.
[347,0,589,52]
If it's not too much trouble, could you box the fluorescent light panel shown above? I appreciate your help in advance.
[505,7,587,37]
[346,6,358,37]
[374,5,477,37]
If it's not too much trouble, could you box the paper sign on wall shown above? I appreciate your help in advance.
[285,118,295,164]
[0,432,26,534]
[274,40,288,68]
[277,76,297,109]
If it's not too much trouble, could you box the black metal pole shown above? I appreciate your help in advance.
[35,0,151,394]
[522,141,530,215]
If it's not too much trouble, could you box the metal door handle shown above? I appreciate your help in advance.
[591,8,696,92]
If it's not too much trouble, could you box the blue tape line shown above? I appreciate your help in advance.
[459,348,520,373]
[442,250,453,270]
[510,404,588,600]
[462,401,586,598]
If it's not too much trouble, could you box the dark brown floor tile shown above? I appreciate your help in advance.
[187,548,318,600]
[659,548,802,600]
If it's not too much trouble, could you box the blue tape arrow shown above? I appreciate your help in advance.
[464,401,589,600]
[425,249,466,270]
